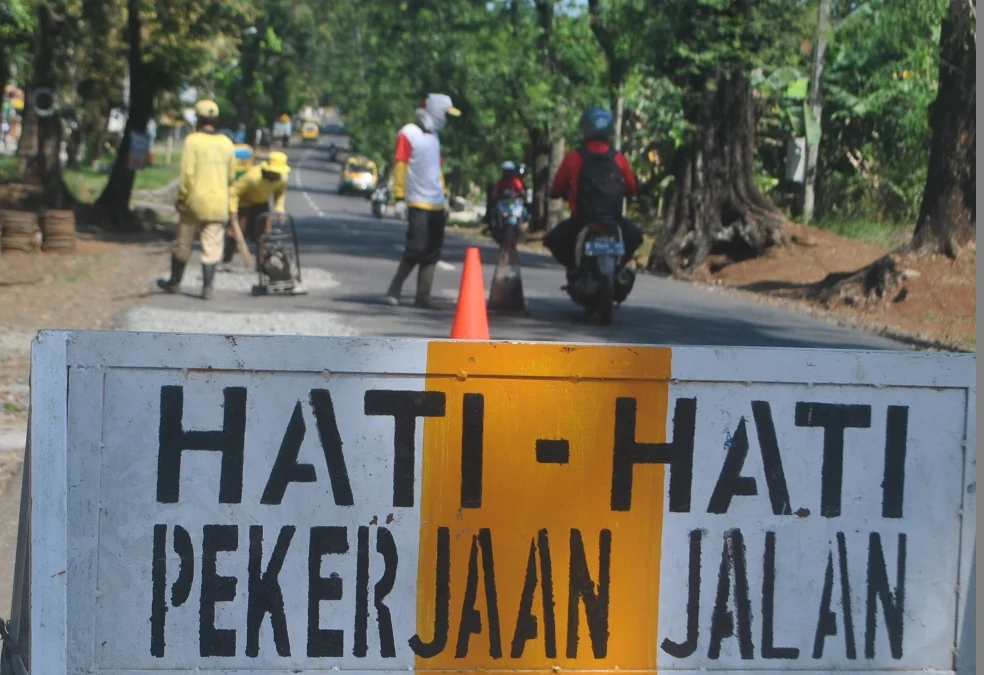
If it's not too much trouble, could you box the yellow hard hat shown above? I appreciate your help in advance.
[195,99,219,119]
[260,151,291,175]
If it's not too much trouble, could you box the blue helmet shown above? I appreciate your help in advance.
[579,107,615,141]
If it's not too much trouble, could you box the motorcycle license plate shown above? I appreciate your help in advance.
[584,237,624,257]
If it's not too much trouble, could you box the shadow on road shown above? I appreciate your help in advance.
[305,290,898,350]
[292,213,560,271]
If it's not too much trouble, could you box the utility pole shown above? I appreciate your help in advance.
[803,0,830,224]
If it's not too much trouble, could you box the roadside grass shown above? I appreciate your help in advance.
[0,144,181,203]
[0,156,17,182]
[65,146,182,203]
[811,218,913,249]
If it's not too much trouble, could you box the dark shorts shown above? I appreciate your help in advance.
[239,203,269,243]
[403,207,447,266]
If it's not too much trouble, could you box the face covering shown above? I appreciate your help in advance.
[416,106,440,133]
[416,94,456,133]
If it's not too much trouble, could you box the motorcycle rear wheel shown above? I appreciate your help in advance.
[596,275,614,326]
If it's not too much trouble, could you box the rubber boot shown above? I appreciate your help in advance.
[413,263,441,310]
[201,264,217,300]
[156,256,186,294]
[385,261,414,306]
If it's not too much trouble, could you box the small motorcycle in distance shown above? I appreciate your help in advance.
[565,218,636,326]
[370,185,390,218]
[489,189,528,247]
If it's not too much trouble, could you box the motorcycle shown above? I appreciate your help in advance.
[370,185,390,218]
[489,189,528,247]
[327,146,338,163]
[565,218,636,326]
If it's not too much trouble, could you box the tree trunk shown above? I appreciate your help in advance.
[529,0,561,233]
[93,0,152,230]
[909,0,975,257]
[612,88,625,152]
[586,0,628,151]
[802,0,830,224]
[16,107,39,182]
[32,3,67,209]
[0,54,9,96]
[547,135,565,228]
[529,126,551,232]
[240,31,261,145]
[270,63,289,125]
[647,72,786,275]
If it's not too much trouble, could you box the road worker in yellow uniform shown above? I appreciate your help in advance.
[157,99,236,300]
[221,150,291,267]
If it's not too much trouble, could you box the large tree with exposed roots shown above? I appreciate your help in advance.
[804,0,975,307]
[646,0,800,276]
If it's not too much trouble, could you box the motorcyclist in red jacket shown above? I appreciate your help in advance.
[484,161,527,224]
[494,161,526,197]
[544,107,643,280]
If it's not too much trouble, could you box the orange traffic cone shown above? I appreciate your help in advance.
[450,247,490,340]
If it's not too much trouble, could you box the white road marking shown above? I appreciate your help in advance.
[292,147,325,220]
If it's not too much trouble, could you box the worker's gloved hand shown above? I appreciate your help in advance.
[394,200,408,220]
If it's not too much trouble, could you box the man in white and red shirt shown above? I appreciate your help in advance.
[385,93,460,309]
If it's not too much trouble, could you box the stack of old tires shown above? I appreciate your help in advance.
[40,209,77,253]
[0,210,41,253]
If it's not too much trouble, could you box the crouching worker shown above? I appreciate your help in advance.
[222,151,291,267]
[157,99,236,300]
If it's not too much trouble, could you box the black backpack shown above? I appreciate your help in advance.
[575,146,626,223]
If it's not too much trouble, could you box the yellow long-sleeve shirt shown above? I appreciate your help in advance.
[229,165,288,214]
[177,130,236,223]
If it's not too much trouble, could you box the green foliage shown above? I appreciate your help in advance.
[813,216,913,248]
[0,0,34,74]
[0,0,961,241]
[820,0,949,222]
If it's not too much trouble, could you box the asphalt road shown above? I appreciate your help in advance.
[134,135,902,350]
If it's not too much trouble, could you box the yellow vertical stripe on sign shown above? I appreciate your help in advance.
[417,342,672,673]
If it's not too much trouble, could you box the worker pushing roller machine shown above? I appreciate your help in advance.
[222,150,291,269]
[223,150,306,296]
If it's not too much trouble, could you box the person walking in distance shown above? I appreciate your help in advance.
[157,99,236,300]
[385,93,460,308]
